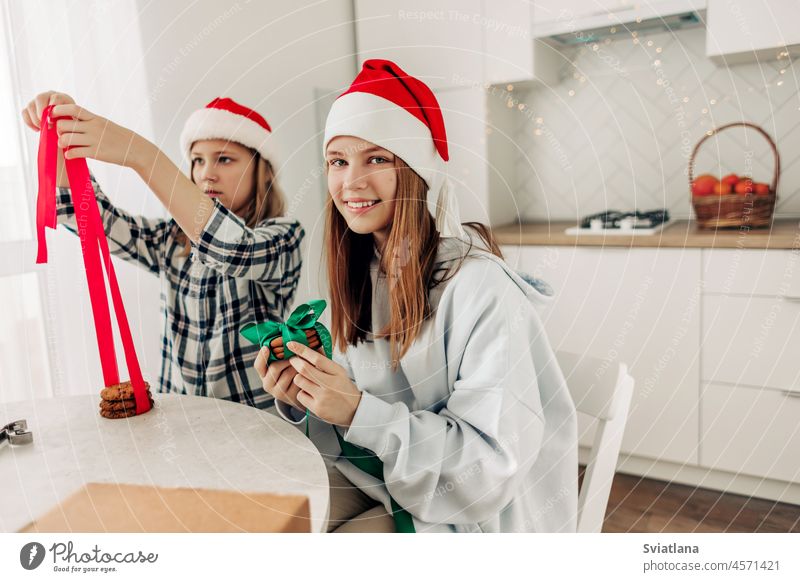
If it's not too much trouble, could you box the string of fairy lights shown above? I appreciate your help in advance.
[489,26,796,140]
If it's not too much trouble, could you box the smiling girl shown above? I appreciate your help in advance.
[22,93,304,408]
[255,60,578,532]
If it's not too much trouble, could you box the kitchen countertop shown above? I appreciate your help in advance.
[493,219,800,249]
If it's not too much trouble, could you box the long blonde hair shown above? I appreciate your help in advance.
[178,149,286,255]
[325,159,502,367]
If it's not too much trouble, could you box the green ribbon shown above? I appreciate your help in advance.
[240,299,332,362]
[241,300,414,532]
[334,427,416,533]
[240,299,333,437]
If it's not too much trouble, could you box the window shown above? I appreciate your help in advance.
[0,4,53,403]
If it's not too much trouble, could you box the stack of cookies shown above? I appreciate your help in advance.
[269,329,323,360]
[99,380,153,419]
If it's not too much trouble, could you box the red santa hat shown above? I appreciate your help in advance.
[180,97,277,163]
[323,59,464,238]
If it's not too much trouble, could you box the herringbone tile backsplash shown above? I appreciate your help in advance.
[512,27,799,221]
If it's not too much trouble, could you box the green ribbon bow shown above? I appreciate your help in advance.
[240,300,333,438]
[240,299,333,362]
[240,300,415,533]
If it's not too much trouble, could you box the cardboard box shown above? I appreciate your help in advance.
[21,483,311,533]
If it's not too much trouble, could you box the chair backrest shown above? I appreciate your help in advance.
[556,350,635,533]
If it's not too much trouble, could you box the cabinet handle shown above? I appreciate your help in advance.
[782,390,800,398]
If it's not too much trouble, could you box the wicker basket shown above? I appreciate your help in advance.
[689,122,779,229]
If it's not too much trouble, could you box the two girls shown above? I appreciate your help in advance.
[22,93,303,408]
[255,60,578,532]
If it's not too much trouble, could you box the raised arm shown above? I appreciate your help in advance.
[23,92,169,274]
[50,102,217,243]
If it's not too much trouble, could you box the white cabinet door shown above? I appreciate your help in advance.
[511,245,702,464]
[483,1,560,86]
[701,382,800,483]
[354,0,484,90]
[706,0,800,63]
[702,249,800,298]
[702,295,800,393]
[484,0,532,85]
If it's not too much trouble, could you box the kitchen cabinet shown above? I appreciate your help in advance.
[502,242,800,500]
[702,249,800,297]
[353,0,560,226]
[354,0,559,90]
[700,382,800,483]
[502,245,702,465]
[698,247,800,490]
[482,2,562,86]
[532,0,706,39]
[354,0,483,91]
[701,248,800,394]
[706,0,800,64]
[532,0,635,27]
[702,295,800,393]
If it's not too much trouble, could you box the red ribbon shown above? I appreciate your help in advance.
[36,105,150,415]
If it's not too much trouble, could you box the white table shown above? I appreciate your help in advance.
[0,394,329,532]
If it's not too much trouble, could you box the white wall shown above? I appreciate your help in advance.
[9,0,356,395]
[514,27,799,222]
[135,0,357,306]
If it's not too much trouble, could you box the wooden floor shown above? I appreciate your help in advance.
[596,471,800,533]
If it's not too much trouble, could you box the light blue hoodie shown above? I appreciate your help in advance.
[277,236,578,532]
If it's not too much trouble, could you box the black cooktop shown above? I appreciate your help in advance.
[579,209,671,229]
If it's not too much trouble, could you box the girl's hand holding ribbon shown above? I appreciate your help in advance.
[285,341,362,428]
[21,91,74,131]
[22,92,75,188]
[48,103,151,170]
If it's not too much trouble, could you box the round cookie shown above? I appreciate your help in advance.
[99,407,140,419]
[99,397,153,412]
[100,380,151,401]
[269,329,323,360]
[269,329,320,349]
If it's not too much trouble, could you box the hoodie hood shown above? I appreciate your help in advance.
[433,234,555,308]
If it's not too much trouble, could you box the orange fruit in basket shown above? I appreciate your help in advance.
[734,179,754,194]
[713,181,733,195]
[691,174,718,196]
[754,182,770,196]
[721,174,739,188]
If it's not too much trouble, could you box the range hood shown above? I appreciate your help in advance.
[534,1,706,45]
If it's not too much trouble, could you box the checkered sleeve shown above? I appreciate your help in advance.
[56,175,170,275]
[193,202,305,288]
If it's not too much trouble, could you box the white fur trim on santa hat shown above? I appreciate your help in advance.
[180,107,277,164]
[323,92,464,238]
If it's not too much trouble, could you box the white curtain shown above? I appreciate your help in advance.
[4,0,162,400]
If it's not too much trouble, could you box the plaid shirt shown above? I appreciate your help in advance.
[56,175,304,409]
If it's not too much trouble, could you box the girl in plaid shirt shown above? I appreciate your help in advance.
[23,92,304,409]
